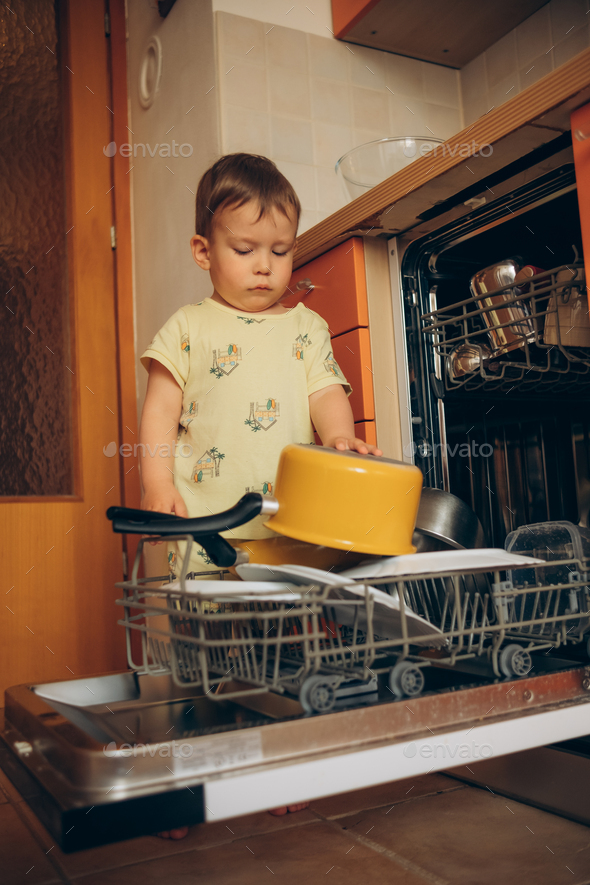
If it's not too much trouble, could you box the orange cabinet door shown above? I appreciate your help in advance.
[572,103,590,304]
[354,421,377,445]
[331,328,375,422]
[284,238,368,337]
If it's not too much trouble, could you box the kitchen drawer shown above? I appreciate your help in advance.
[354,420,376,446]
[331,327,375,422]
[284,238,368,337]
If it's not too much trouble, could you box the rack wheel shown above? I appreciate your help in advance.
[499,644,532,678]
[388,662,425,699]
[299,675,336,714]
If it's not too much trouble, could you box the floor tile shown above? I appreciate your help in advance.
[0,804,64,884]
[18,798,320,879]
[336,785,590,885]
[310,772,464,818]
[74,821,429,884]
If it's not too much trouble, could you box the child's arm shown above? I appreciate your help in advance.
[139,361,189,516]
[309,386,382,456]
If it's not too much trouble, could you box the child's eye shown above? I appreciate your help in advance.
[273,251,288,257]
[234,249,250,255]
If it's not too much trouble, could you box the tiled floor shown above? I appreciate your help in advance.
[2,765,590,885]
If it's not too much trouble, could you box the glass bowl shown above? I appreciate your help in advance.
[336,136,444,201]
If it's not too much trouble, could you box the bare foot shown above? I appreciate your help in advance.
[156,826,190,839]
[268,803,310,816]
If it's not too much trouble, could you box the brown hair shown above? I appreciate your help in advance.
[195,153,301,240]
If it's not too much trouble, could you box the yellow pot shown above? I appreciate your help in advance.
[264,444,423,556]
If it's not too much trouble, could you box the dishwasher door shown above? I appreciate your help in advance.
[2,662,590,852]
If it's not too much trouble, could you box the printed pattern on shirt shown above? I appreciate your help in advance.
[180,401,198,430]
[323,350,342,377]
[293,333,312,360]
[245,480,274,495]
[245,399,280,431]
[237,316,265,324]
[181,333,190,353]
[191,446,225,482]
[211,344,242,378]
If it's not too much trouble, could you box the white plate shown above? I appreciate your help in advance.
[237,563,444,647]
[165,579,300,603]
[339,548,545,581]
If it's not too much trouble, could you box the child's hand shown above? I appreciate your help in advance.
[141,485,189,545]
[332,437,383,457]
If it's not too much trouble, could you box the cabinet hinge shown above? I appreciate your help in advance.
[110,226,117,250]
[104,11,111,37]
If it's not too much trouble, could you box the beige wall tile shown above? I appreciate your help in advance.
[385,53,424,100]
[223,105,270,155]
[389,97,428,138]
[460,52,487,108]
[274,160,317,211]
[299,209,321,232]
[313,121,354,167]
[271,116,314,164]
[309,33,350,81]
[422,63,460,108]
[352,86,389,131]
[424,104,462,141]
[311,79,352,127]
[269,67,310,118]
[266,23,308,71]
[553,23,589,66]
[519,51,553,90]
[549,0,589,42]
[515,5,553,66]
[485,29,518,88]
[349,44,387,90]
[223,63,268,112]
[487,73,520,112]
[462,94,491,127]
[217,11,265,65]
[315,165,350,214]
[352,128,391,148]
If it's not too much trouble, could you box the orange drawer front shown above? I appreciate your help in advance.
[284,238,368,337]
[331,327,375,422]
[354,421,376,446]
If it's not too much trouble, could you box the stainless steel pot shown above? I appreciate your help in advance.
[412,488,485,551]
[470,257,536,356]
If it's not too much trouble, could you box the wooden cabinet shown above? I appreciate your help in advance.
[331,328,375,422]
[572,103,590,299]
[284,238,368,337]
[331,0,546,69]
[287,237,376,439]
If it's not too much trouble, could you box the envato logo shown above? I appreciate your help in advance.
[103,140,193,158]
[403,741,493,760]
[403,140,493,159]
[404,441,493,459]
[103,741,193,758]
[103,441,193,458]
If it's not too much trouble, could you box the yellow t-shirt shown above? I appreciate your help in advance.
[140,298,350,575]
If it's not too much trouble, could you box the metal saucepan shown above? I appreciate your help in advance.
[412,487,485,552]
[470,257,536,356]
[108,444,423,568]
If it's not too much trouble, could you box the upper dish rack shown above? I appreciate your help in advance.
[421,260,590,394]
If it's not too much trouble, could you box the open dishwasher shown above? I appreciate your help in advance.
[2,488,590,851]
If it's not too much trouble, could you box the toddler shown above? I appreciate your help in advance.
[140,153,381,580]
[139,153,381,837]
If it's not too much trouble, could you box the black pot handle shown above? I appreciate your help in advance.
[106,493,279,568]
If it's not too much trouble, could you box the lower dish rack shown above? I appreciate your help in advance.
[115,540,590,713]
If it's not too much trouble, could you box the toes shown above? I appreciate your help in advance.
[268,807,288,816]
[287,803,310,813]
[169,826,190,840]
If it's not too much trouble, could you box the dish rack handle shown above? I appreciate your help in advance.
[106,493,279,567]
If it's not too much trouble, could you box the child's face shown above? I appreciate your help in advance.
[190,201,298,313]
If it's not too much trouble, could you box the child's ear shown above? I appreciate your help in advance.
[190,235,211,270]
